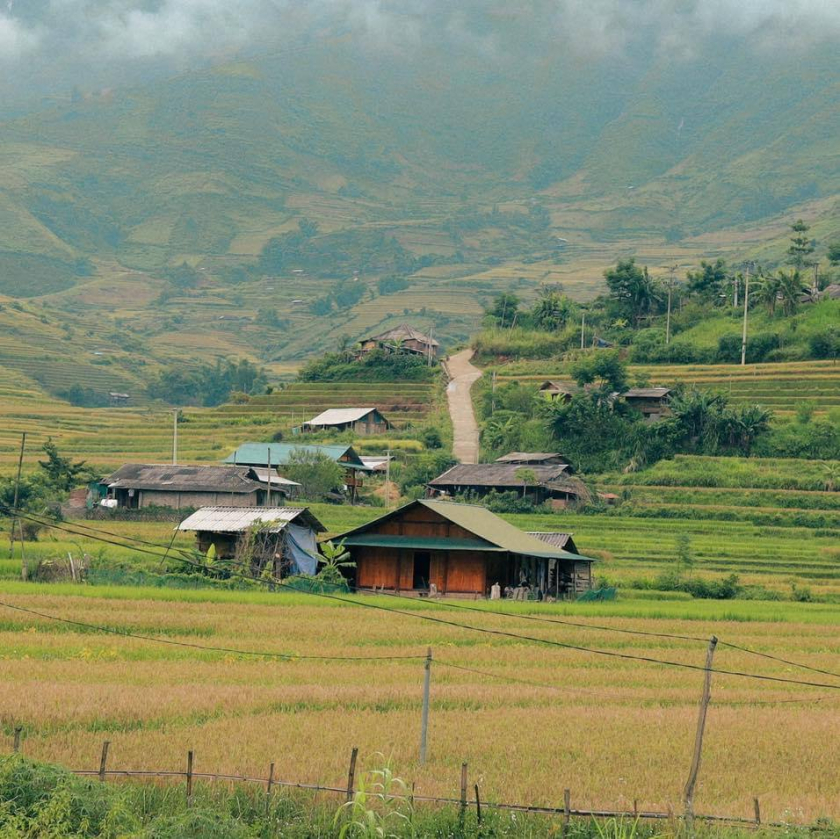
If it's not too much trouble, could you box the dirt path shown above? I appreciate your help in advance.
[444,348,482,464]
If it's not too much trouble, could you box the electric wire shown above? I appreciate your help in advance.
[0,599,425,661]
[5,507,840,691]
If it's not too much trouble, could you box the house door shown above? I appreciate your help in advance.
[413,552,431,590]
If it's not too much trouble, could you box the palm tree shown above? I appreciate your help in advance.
[753,272,782,315]
[730,405,772,455]
[777,270,808,316]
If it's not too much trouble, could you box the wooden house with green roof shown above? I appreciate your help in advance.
[334,499,595,598]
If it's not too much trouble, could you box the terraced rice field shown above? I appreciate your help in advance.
[0,379,445,474]
[0,582,838,823]
[218,381,442,428]
[494,360,840,416]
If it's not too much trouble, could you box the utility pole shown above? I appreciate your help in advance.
[385,447,392,508]
[665,264,678,346]
[580,311,585,350]
[266,449,272,507]
[683,636,718,822]
[491,371,497,414]
[420,647,432,764]
[10,432,25,575]
[172,410,179,465]
[740,264,752,366]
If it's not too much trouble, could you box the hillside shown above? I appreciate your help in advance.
[0,28,839,398]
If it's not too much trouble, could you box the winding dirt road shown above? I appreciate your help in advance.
[444,348,483,464]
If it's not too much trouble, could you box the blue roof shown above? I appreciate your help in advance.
[224,443,370,470]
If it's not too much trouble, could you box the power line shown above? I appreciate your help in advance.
[276,581,840,691]
[718,641,840,681]
[6,508,840,691]
[0,599,424,662]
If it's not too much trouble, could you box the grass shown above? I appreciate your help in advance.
[0,583,839,824]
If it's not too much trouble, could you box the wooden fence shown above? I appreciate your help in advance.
[9,731,779,830]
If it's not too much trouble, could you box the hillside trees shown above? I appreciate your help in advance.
[686,259,728,302]
[147,359,267,406]
[604,259,663,326]
[787,219,815,269]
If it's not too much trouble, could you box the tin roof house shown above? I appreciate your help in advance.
[334,499,595,599]
[301,408,391,436]
[178,506,325,578]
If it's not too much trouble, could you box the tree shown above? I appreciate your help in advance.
[686,259,728,302]
[753,272,782,315]
[776,270,808,316]
[571,351,628,394]
[283,450,345,500]
[531,292,574,331]
[486,293,520,328]
[514,467,537,499]
[787,219,815,269]
[828,242,840,266]
[604,259,662,326]
[38,440,96,492]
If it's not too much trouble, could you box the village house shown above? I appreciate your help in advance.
[100,464,299,510]
[302,407,391,436]
[427,457,585,508]
[357,324,439,360]
[178,505,325,577]
[334,499,595,598]
[224,442,372,500]
[495,452,573,471]
[622,387,673,421]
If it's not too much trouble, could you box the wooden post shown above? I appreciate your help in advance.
[753,797,761,825]
[346,747,358,802]
[172,410,178,465]
[563,788,571,835]
[420,647,432,764]
[186,750,194,806]
[633,799,638,818]
[683,636,718,821]
[474,784,482,823]
[460,763,468,818]
[98,741,110,782]
[265,761,275,812]
[13,726,22,753]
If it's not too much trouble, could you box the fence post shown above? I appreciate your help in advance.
[683,636,718,824]
[420,647,432,764]
[98,741,110,782]
[13,726,22,753]
[474,783,482,824]
[186,750,194,807]
[346,747,358,802]
[460,763,468,819]
[753,797,761,825]
[563,788,571,835]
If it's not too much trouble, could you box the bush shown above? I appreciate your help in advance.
[717,332,780,363]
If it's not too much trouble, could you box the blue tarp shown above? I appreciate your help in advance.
[285,523,319,576]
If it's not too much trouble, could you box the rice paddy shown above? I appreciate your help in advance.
[0,582,838,824]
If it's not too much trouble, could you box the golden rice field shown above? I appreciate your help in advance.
[0,582,839,825]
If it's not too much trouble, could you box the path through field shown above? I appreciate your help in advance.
[445,348,482,464]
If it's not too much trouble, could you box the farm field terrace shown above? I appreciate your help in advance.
[0,582,838,825]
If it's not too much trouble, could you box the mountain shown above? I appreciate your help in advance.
[0,23,838,398]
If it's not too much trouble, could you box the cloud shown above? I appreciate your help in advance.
[0,11,40,58]
[1,0,839,80]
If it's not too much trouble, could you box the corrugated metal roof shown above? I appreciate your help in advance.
[224,443,370,470]
[249,467,301,488]
[528,531,572,548]
[495,452,566,464]
[342,534,499,551]
[305,408,383,426]
[539,380,578,393]
[623,387,672,398]
[367,324,439,346]
[335,499,579,560]
[178,506,325,533]
[103,464,263,493]
[428,462,575,489]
